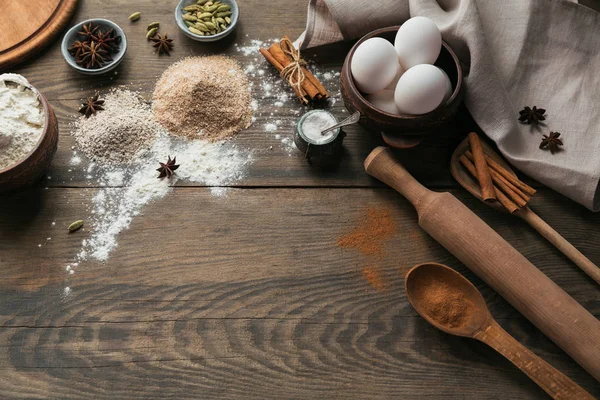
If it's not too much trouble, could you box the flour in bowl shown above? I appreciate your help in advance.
[0,74,45,170]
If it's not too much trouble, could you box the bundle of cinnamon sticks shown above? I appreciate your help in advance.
[459,132,536,213]
[259,36,329,105]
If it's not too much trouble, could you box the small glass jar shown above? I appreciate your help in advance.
[294,110,346,163]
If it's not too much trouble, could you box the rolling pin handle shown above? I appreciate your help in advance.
[364,147,431,207]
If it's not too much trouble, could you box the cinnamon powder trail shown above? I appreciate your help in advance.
[362,266,386,292]
[338,208,398,291]
[337,208,398,258]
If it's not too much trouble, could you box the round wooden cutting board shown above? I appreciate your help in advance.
[0,0,79,71]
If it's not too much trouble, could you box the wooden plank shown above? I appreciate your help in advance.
[4,0,529,190]
[38,103,468,188]
[0,188,598,304]
[0,188,598,398]
[2,0,599,398]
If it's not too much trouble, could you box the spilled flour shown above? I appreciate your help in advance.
[66,38,343,274]
[235,38,344,155]
[78,134,251,262]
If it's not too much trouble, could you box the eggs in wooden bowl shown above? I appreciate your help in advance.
[341,22,464,149]
[0,75,59,192]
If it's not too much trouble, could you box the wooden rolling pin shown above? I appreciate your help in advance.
[365,147,600,382]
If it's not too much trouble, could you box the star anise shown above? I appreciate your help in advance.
[152,33,174,56]
[68,40,88,59]
[157,156,179,179]
[519,106,546,125]
[77,41,111,69]
[77,22,99,40]
[539,131,563,154]
[79,94,105,118]
[92,29,121,53]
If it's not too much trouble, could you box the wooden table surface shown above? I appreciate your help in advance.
[1,0,599,398]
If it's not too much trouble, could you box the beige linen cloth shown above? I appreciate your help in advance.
[296,0,600,211]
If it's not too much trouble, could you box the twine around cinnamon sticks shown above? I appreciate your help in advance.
[459,133,536,213]
[259,36,329,104]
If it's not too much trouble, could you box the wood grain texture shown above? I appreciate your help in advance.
[0,0,79,70]
[365,147,600,381]
[0,188,599,399]
[1,0,599,398]
[477,321,595,400]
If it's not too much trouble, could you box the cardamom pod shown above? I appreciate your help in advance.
[225,16,231,24]
[205,4,219,12]
[184,20,195,27]
[216,11,232,17]
[195,22,210,31]
[205,1,214,6]
[197,0,209,4]
[68,220,84,233]
[204,21,217,30]
[215,17,225,24]
[220,23,227,30]
[216,4,230,12]
[147,21,160,30]
[183,4,201,11]
[183,13,198,22]
[128,12,141,21]
[146,27,158,39]
[189,27,204,35]
[197,12,213,19]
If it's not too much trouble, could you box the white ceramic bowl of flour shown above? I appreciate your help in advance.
[0,74,58,192]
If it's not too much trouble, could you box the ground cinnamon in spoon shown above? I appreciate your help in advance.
[412,273,475,328]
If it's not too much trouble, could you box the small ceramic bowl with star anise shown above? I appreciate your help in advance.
[61,18,127,76]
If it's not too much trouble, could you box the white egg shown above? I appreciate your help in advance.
[394,64,447,115]
[438,67,453,104]
[365,90,399,115]
[351,38,399,94]
[385,64,405,90]
[394,16,442,70]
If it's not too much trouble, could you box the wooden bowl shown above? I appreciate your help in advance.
[0,87,59,192]
[341,26,464,148]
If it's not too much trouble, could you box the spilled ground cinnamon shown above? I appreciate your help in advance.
[337,208,398,258]
[338,208,398,292]
[362,266,386,292]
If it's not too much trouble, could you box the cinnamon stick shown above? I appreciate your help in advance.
[259,48,308,104]
[468,132,496,202]
[466,151,530,206]
[460,155,519,213]
[490,169,531,202]
[267,43,321,100]
[281,36,329,99]
[482,151,537,197]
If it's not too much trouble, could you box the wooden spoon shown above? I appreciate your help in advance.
[405,263,595,400]
[450,137,600,286]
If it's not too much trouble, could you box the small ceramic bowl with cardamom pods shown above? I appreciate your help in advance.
[175,0,239,42]
[61,18,127,76]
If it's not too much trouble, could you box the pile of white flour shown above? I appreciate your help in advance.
[78,134,251,261]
